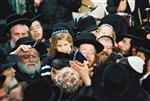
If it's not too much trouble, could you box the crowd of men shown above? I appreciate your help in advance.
[0,0,150,101]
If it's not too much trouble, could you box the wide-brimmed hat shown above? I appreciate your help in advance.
[23,12,45,23]
[133,38,150,55]
[51,52,71,70]
[100,14,128,37]
[91,63,140,101]
[4,14,31,33]
[12,36,47,57]
[23,79,62,101]
[0,47,20,73]
[74,32,104,53]
[77,15,98,32]
[116,27,140,43]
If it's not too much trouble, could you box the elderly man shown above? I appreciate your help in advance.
[0,14,31,55]
[11,36,47,83]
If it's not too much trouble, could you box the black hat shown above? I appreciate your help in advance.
[100,14,128,37]
[116,27,140,43]
[23,12,45,23]
[4,14,31,33]
[74,32,104,53]
[51,52,71,70]
[0,75,6,88]
[52,21,75,36]
[134,38,150,55]
[0,47,20,73]
[23,79,62,101]
[13,36,47,57]
[91,63,140,101]
[77,15,98,32]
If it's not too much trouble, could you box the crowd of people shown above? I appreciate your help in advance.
[0,0,150,101]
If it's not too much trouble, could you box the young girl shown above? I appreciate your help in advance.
[40,30,76,80]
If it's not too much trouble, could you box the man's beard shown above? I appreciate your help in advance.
[6,77,18,90]
[10,40,16,49]
[17,59,41,77]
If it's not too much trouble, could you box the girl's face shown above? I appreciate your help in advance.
[30,20,43,41]
[56,38,72,54]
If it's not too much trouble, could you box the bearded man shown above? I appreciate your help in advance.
[11,36,47,83]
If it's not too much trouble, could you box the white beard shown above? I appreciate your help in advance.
[17,59,41,77]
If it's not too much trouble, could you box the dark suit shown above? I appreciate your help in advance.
[106,0,149,28]
[106,0,131,14]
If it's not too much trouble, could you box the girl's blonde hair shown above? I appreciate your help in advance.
[48,32,74,56]
[99,24,116,42]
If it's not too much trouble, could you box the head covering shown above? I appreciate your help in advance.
[133,38,150,55]
[23,12,45,23]
[53,67,80,93]
[74,32,104,53]
[52,22,74,36]
[100,14,128,37]
[51,52,71,70]
[23,79,62,101]
[127,56,145,74]
[0,47,20,73]
[77,15,98,32]
[12,36,47,57]
[4,14,31,33]
[91,63,140,101]
[116,27,140,43]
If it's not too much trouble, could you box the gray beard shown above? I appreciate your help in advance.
[17,59,41,77]
[6,77,18,90]
[10,40,16,49]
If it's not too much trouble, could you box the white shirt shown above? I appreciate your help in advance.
[128,0,135,12]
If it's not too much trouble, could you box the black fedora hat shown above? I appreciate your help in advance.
[77,15,98,32]
[0,47,20,73]
[91,63,140,101]
[74,32,104,53]
[134,38,150,55]
[23,79,62,101]
[4,13,31,33]
[23,12,45,23]
[116,27,140,43]
[12,36,47,57]
[100,14,128,37]
[51,52,71,70]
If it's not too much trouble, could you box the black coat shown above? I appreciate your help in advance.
[142,74,150,95]
[106,0,131,14]
[0,0,14,19]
